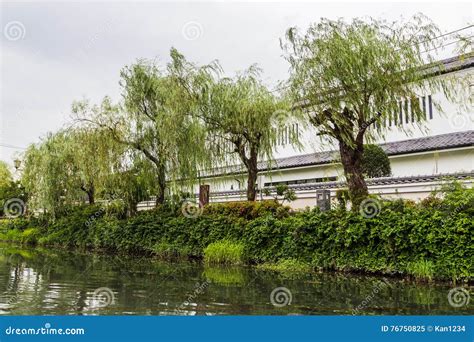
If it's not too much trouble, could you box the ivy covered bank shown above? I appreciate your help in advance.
[1,184,472,282]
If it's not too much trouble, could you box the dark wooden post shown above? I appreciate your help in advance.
[199,184,210,207]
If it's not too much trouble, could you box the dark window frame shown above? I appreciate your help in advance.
[428,95,433,119]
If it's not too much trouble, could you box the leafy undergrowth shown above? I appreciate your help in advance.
[1,184,472,281]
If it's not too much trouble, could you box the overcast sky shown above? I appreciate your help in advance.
[0,0,472,166]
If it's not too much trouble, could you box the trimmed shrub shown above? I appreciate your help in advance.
[152,241,192,259]
[203,200,290,219]
[362,144,391,178]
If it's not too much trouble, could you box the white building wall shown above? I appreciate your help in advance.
[199,146,473,198]
[191,65,473,204]
[272,68,473,159]
[380,69,473,143]
[186,177,473,210]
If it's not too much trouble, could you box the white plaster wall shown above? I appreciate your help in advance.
[196,147,473,194]
[389,148,474,177]
[272,68,473,159]
[197,178,473,210]
[260,163,343,184]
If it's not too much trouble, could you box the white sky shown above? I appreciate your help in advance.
[0,0,472,166]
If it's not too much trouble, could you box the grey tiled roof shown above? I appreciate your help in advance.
[274,130,474,170]
[424,52,474,76]
[382,130,474,155]
[207,172,474,197]
[271,150,338,169]
[202,130,474,177]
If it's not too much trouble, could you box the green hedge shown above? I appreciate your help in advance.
[1,186,473,281]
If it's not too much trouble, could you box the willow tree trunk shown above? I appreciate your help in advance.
[155,164,166,206]
[87,190,95,205]
[81,184,95,205]
[247,169,258,201]
[246,149,258,201]
[339,141,368,208]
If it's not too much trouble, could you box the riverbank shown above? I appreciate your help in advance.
[2,242,470,315]
[1,185,472,282]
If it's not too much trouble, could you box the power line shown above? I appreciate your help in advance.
[0,143,27,150]
[271,25,473,93]
[421,35,473,54]
[410,24,473,48]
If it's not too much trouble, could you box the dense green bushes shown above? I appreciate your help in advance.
[202,200,289,219]
[0,227,41,244]
[0,186,472,281]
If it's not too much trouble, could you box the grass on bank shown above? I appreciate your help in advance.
[203,240,246,265]
[406,260,435,281]
[152,241,193,260]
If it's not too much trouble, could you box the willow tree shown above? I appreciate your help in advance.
[0,161,23,217]
[21,132,80,217]
[170,50,297,201]
[281,14,468,206]
[74,57,210,205]
[207,73,294,201]
[0,161,13,189]
[104,155,158,217]
[66,127,123,204]
[21,128,122,216]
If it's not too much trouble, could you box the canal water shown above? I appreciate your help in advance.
[0,243,471,315]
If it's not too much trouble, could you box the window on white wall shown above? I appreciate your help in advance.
[422,96,427,119]
[428,95,433,120]
[387,95,433,128]
[264,176,337,187]
[275,123,300,147]
[404,100,409,124]
[398,101,403,125]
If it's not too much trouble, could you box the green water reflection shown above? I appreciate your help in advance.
[0,243,471,315]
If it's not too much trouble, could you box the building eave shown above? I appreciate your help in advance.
[205,171,474,197]
[200,130,474,179]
